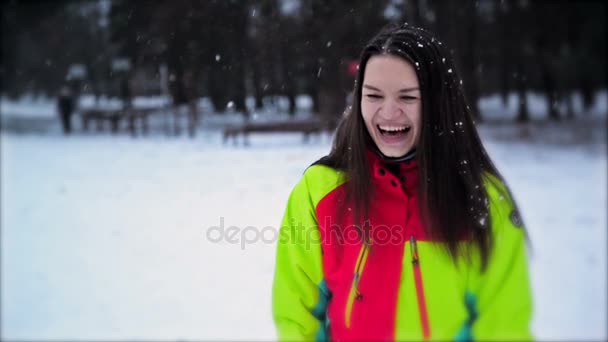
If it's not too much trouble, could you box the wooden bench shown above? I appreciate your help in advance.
[223,119,327,145]
[80,107,155,136]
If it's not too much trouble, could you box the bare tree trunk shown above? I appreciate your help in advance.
[287,88,296,116]
[580,76,594,113]
[515,63,529,123]
[232,2,249,117]
[207,66,228,113]
[251,60,264,110]
[565,91,575,120]
[307,82,320,115]
[318,83,344,129]
[497,0,511,107]
[542,65,560,121]
[234,60,249,117]
[408,0,422,25]
[280,52,297,116]
[462,0,481,122]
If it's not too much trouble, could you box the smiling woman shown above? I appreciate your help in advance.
[361,54,422,158]
[272,23,533,341]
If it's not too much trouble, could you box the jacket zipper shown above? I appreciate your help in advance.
[411,235,431,339]
[345,243,369,328]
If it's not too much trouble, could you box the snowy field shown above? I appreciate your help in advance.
[1,93,607,341]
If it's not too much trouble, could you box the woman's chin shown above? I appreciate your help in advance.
[377,145,411,158]
[373,131,414,158]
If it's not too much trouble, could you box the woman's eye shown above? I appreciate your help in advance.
[365,94,382,99]
[400,96,418,101]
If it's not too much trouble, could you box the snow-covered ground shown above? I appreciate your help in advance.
[1,92,607,341]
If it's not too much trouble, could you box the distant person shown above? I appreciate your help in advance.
[183,71,199,137]
[272,23,533,341]
[169,71,199,137]
[57,85,74,134]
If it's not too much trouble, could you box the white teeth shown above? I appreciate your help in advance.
[379,125,409,132]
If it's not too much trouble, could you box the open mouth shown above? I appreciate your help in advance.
[377,124,411,136]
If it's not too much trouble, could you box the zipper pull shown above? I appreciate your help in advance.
[410,235,419,265]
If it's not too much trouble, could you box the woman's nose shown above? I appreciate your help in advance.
[381,99,402,118]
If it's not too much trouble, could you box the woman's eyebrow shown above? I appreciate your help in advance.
[363,84,381,92]
[363,84,419,93]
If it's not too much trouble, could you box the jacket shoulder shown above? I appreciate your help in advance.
[483,173,525,231]
[299,164,347,207]
[483,173,512,205]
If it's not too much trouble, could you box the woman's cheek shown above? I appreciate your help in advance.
[361,102,378,120]
[403,103,421,121]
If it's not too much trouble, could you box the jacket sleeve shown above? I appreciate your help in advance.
[468,178,534,341]
[272,172,328,341]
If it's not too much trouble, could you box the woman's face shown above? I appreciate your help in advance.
[361,54,422,158]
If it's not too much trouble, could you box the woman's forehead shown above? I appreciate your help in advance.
[363,54,419,89]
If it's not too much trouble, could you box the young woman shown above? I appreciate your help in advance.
[272,23,533,341]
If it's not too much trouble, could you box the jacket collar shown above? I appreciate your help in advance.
[366,148,419,192]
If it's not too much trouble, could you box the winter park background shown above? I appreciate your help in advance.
[2,1,607,341]
[2,91,606,341]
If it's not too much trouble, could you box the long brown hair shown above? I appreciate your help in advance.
[315,23,518,271]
